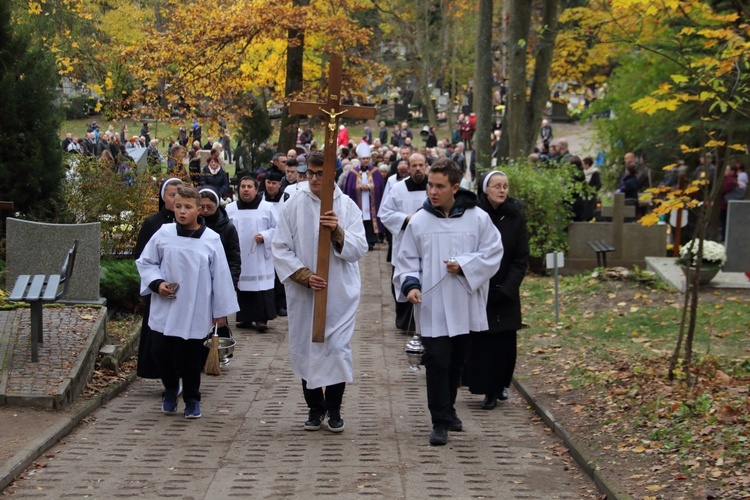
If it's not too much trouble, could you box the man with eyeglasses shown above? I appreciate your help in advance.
[225,175,278,332]
[272,151,368,433]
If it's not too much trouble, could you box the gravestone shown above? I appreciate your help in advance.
[565,193,666,274]
[724,200,750,273]
[6,219,102,303]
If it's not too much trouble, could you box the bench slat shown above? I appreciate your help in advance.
[42,275,62,301]
[25,275,46,302]
[9,275,32,302]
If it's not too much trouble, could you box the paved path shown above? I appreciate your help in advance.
[3,247,596,498]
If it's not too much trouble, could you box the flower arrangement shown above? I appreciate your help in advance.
[677,239,726,269]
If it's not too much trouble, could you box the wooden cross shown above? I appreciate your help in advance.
[289,55,376,343]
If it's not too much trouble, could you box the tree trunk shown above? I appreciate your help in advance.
[497,0,532,160]
[523,0,559,152]
[473,0,493,173]
[278,0,309,153]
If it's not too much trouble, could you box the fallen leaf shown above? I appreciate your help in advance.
[645,485,662,491]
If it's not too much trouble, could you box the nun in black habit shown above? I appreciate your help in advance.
[465,170,529,409]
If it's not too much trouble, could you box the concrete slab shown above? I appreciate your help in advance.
[646,256,750,292]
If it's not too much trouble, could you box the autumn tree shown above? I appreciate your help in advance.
[473,0,493,171]
[497,0,561,160]
[576,0,750,384]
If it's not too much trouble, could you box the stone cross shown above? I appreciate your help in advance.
[288,55,376,342]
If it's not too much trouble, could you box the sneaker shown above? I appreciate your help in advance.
[162,391,178,414]
[327,409,345,433]
[429,425,448,446]
[448,411,463,432]
[184,400,202,419]
[177,380,183,397]
[304,410,326,431]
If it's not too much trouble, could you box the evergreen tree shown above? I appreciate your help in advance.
[0,3,64,217]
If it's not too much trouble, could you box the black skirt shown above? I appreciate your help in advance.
[464,330,517,395]
[137,296,161,379]
[237,289,277,323]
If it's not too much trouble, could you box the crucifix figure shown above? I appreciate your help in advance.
[289,55,376,342]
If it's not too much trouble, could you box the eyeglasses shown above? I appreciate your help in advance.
[200,204,216,211]
[306,170,325,179]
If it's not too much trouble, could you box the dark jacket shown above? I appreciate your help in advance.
[133,208,175,260]
[200,166,229,196]
[203,206,241,290]
[478,186,529,333]
[622,173,639,200]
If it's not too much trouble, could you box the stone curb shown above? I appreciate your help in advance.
[0,355,137,492]
[512,377,634,500]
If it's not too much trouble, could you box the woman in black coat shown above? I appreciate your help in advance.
[466,171,529,409]
[200,156,229,197]
[198,188,241,291]
[133,177,184,379]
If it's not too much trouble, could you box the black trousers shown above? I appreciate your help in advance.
[151,332,203,402]
[390,267,414,331]
[422,335,469,426]
[363,220,378,248]
[302,380,346,413]
[274,272,287,312]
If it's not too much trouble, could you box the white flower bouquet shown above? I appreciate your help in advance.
[677,239,726,269]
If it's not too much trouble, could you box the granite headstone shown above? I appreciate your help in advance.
[724,200,750,273]
[6,219,101,302]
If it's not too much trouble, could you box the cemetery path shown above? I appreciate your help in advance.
[1,245,599,498]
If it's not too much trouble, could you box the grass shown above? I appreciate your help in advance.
[517,271,750,498]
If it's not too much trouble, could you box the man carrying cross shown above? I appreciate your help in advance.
[272,151,368,432]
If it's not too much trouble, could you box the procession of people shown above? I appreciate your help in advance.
[133,117,529,447]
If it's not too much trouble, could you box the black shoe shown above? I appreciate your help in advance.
[236,321,253,329]
[277,308,288,317]
[304,410,326,431]
[498,388,509,401]
[327,409,345,433]
[448,410,463,432]
[481,394,498,410]
[429,425,448,446]
[255,322,268,332]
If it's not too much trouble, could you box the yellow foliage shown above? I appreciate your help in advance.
[680,145,701,154]
[661,163,678,171]
[677,125,691,133]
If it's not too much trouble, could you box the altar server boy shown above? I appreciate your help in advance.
[136,186,239,419]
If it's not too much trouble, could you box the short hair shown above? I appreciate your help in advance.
[429,157,462,186]
[240,175,259,188]
[176,185,200,203]
[309,151,325,167]
[286,158,298,168]
[272,152,287,162]
[583,156,594,167]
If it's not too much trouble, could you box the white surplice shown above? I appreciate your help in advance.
[378,177,427,266]
[271,183,368,389]
[226,199,277,292]
[136,224,239,340]
[393,206,503,338]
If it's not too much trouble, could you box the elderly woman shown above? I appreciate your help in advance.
[465,171,529,409]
